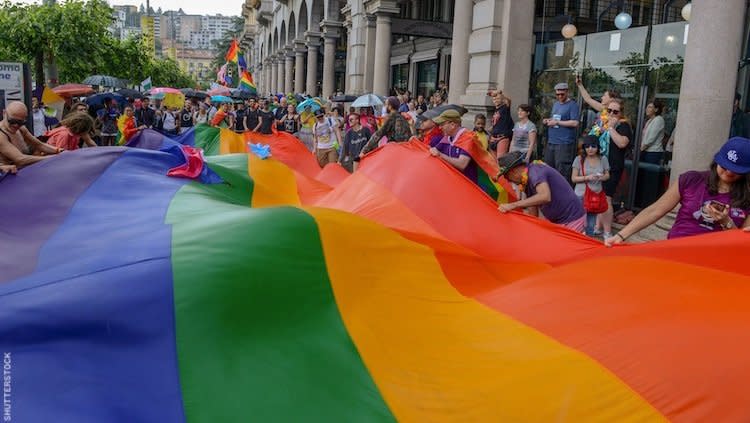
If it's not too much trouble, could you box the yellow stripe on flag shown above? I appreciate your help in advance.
[307,207,666,423]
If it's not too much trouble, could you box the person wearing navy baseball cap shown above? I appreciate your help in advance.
[606,137,750,246]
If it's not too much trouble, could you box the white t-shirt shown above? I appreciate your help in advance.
[314,119,337,149]
[32,109,46,137]
[162,111,177,131]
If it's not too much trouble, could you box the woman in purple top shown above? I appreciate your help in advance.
[606,137,750,246]
[497,150,586,232]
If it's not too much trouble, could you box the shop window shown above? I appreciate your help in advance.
[416,59,438,99]
[392,63,409,93]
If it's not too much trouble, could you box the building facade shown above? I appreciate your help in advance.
[243,0,750,210]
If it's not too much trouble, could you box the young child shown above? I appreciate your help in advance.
[571,135,611,236]
[473,114,490,151]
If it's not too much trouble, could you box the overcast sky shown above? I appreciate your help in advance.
[16,0,243,17]
[108,0,243,16]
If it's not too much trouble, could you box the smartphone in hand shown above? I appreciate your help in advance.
[709,200,728,211]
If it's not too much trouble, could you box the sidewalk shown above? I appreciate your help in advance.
[611,211,676,243]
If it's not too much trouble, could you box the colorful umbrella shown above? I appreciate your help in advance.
[296,98,322,113]
[162,92,186,109]
[51,84,94,97]
[148,87,182,95]
[207,86,232,96]
[210,95,233,103]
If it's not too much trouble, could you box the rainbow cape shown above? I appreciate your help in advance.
[2,125,750,421]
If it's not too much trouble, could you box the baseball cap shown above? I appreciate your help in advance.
[554,82,569,90]
[314,108,325,117]
[432,109,462,125]
[714,137,750,174]
[497,151,526,176]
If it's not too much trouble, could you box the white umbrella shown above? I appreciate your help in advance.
[351,94,383,108]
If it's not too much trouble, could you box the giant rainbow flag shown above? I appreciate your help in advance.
[1,125,750,422]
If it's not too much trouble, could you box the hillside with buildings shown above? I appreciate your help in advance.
[110,4,242,84]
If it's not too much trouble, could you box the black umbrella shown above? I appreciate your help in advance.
[85,92,127,107]
[230,88,256,100]
[415,104,469,130]
[83,75,128,88]
[331,94,358,103]
[115,88,144,99]
[420,104,468,121]
[180,88,208,99]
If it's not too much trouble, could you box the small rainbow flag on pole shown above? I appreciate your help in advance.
[239,70,256,92]
[225,39,239,63]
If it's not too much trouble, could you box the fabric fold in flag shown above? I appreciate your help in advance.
[164,142,223,184]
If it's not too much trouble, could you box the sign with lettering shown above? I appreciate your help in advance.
[0,62,24,108]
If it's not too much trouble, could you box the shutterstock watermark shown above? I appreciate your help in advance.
[3,352,10,422]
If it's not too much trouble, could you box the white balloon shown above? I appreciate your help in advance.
[681,3,692,21]
[561,24,578,39]
[614,12,632,30]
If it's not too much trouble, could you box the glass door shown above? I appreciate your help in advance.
[580,26,649,211]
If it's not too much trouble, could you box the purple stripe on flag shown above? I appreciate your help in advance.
[0,148,124,283]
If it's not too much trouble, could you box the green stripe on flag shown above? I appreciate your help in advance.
[193,124,222,156]
[166,154,395,422]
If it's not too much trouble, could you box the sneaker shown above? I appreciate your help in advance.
[603,232,612,239]
[592,228,603,236]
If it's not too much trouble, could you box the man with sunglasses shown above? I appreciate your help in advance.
[543,82,580,185]
[0,101,60,169]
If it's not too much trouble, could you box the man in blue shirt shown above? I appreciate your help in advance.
[543,82,579,185]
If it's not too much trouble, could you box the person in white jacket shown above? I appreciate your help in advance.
[640,100,665,165]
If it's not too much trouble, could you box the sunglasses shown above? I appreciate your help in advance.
[584,144,599,149]
[6,118,25,126]
[606,108,621,115]
[555,92,567,96]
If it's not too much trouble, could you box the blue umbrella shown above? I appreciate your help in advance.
[296,98,321,113]
[85,92,127,107]
[211,95,233,103]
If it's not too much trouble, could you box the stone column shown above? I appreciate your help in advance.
[343,3,367,95]
[410,0,419,19]
[363,14,376,92]
[294,40,306,94]
[321,22,341,99]
[448,0,472,104]
[344,24,352,93]
[271,56,279,94]
[264,59,273,96]
[306,33,321,96]
[671,0,745,180]
[277,56,285,95]
[284,49,294,94]
[371,13,393,96]
[460,0,534,125]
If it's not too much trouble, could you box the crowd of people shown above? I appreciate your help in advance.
[2,78,749,244]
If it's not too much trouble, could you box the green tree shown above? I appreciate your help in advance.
[0,1,197,88]
[0,0,114,86]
